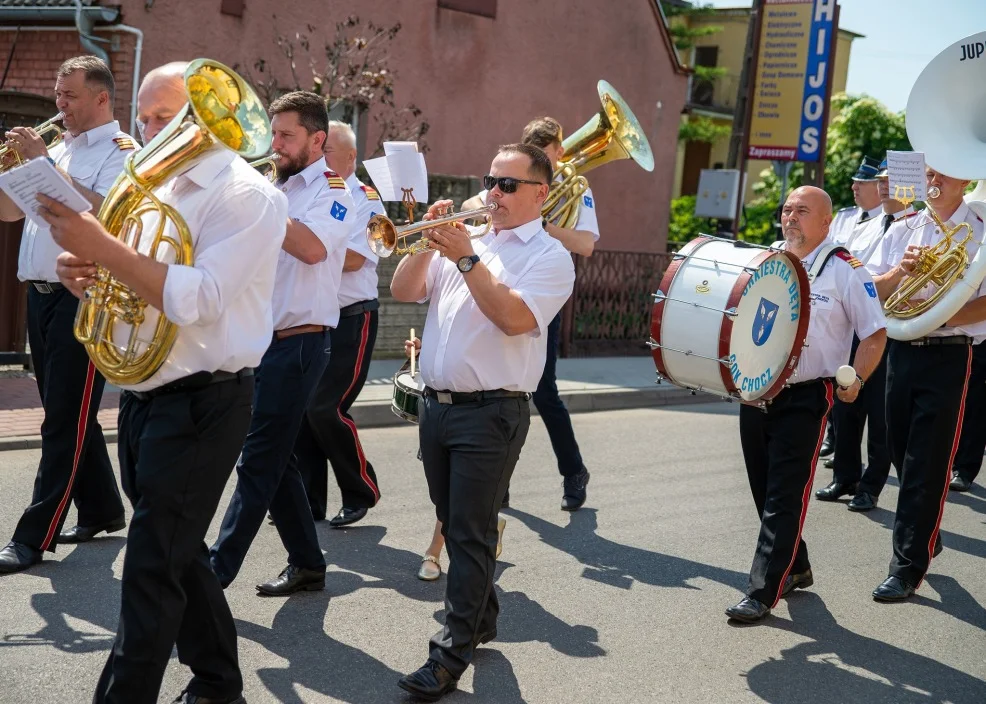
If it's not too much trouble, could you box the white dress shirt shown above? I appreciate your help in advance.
[417,216,575,392]
[829,204,881,247]
[869,202,986,342]
[270,157,355,329]
[479,174,601,240]
[18,119,137,282]
[338,173,386,308]
[109,149,288,391]
[779,238,886,383]
[848,206,915,272]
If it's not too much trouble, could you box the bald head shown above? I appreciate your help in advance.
[781,186,833,253]
[137,61,189,144]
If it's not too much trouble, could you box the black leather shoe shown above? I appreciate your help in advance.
[872,576,915,602]
[949,474,972,492]
[725,596,770,623]
[398,660,458,701]
[847,491,877,512]
[815,481,858,501]
[256,564,325,596]
[59,516,126,544]
[819,440,834,458]
[781,568,814,597]
[823,458,834,469]
[173,690,246,703]
[0,541,42,574]
[561,468,590,511]
[328,506,368,528]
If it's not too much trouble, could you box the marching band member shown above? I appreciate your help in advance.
[950,343,986,492]
[391,144,574,699]
[44,60,287,704]
[294,120,385,527]
[870,166,986,601]
[0,56,130,573]
[818,158,912,510]
[210,93,356,596]
[727,186,886,623]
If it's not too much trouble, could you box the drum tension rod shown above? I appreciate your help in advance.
[646,338,730,365]
[652,292,738,317]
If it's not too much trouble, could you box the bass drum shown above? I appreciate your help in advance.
[650,236,811,404]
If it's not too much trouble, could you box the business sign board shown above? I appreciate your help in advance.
[747,0,838,163]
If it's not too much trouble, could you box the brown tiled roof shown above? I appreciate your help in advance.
[0,1,98,6]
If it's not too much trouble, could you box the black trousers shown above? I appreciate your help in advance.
[739,380,833,607]
[420,393,530,677]
[953,341,986,484]
[13,286,123,552]
[297,308,380,518]
[532,313,585,477]
[885,341,971,587]
[832,335,891,494]
[94,375,254,704]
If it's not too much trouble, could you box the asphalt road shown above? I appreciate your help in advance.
[0,404,984,704]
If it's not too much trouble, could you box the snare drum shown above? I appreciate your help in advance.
[392,361,426,423]
[650,236,810,404]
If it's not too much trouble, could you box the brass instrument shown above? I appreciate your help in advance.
[74,59,271,385]
[0,113,65,172]
[249,153,279,182]
[543,80,654,229]
[367,188,498,257]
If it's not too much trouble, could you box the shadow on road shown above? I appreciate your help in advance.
[747,591,986,704]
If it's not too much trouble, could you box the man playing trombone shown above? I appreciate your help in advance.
[391,143,574,700]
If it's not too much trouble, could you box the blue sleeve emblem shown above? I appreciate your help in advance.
[864,282,877,298]
[583,195,594,208]
[330,201,348,221]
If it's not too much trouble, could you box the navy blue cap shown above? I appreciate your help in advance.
[851,155,882,182]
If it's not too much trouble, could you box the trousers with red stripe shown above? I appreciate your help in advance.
[885,340,971,587]
[297,308,380,518]
[13,287,124,552]
[739,380,832,607]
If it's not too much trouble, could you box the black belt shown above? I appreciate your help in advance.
[340,299,379,318]
[128,368,254,401]
[787,377,833,389]
[27,280,64,294]
[424,386,531,405]
[902,335,972,346]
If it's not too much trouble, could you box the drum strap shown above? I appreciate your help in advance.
[771,241,849,283]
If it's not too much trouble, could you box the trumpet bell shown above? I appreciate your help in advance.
[367,213,398,257]
[562,80,655,174]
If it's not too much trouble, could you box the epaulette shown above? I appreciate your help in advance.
[895,211,920,221]
[324,170,346,190]
[360,184,380,201]
[834,250,863,269]
[113,136,137,151]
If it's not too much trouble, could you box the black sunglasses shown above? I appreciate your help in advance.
[483,175,546,194]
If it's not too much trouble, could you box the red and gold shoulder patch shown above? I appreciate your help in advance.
[113,136,137,151]
[360,184,380,201]
[834,250,863,269]
[324,170,346,189]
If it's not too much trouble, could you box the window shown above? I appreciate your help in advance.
[689,46,718,106]
[437,0,497,19]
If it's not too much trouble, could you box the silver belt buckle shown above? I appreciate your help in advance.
[34,282,52,294]
[437,391,453,405]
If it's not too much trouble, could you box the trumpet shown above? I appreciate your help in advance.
[0,112,65,172]
[249,153,280,182]
[367,202,499,257]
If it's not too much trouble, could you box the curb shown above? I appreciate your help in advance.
[0,385,718,452]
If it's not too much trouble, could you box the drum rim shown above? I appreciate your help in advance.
[651,238,811,403]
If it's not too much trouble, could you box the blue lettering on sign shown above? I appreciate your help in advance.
[583,195,594,208]
[797,0,836,161]
[330,201,348,221]
[752,298,779,346]
[729,353,775,393]
[864,281,877,298]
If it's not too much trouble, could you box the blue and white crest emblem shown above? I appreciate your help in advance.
[583,195,594,208]
[330,201,348,221]
[752,297,779,346]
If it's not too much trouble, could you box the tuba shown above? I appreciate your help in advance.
[542,80,654,229]
[74,59,272,385]
[0,113,64,172]
[882,30,986,341]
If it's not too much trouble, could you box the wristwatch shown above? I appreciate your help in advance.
[457,254,480,273]
[856,374,865,389]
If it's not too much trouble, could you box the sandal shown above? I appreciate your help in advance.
[417,554,442,581]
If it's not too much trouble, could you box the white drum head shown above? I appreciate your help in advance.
[397,372,426,392]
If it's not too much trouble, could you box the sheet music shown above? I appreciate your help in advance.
[886,151,928,202]
[363,150,428,203]
[0,156,92,228]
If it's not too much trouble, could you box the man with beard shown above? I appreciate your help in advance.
[727,186,886,623]
[210,91,355,596]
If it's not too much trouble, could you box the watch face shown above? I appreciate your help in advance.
[457,257,473,272]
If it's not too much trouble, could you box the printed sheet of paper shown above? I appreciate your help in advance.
[0,156,92,228]
[363,149,428,203]
[886,151,927,203]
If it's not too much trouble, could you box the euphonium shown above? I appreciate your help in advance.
[542,80,654,229]
[0,112,64,172]
[74,59,272,385]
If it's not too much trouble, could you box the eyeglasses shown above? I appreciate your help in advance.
[483,175,546,194]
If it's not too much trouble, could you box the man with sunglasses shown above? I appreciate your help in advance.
[464,116,597,511]
[392,143,575,701]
